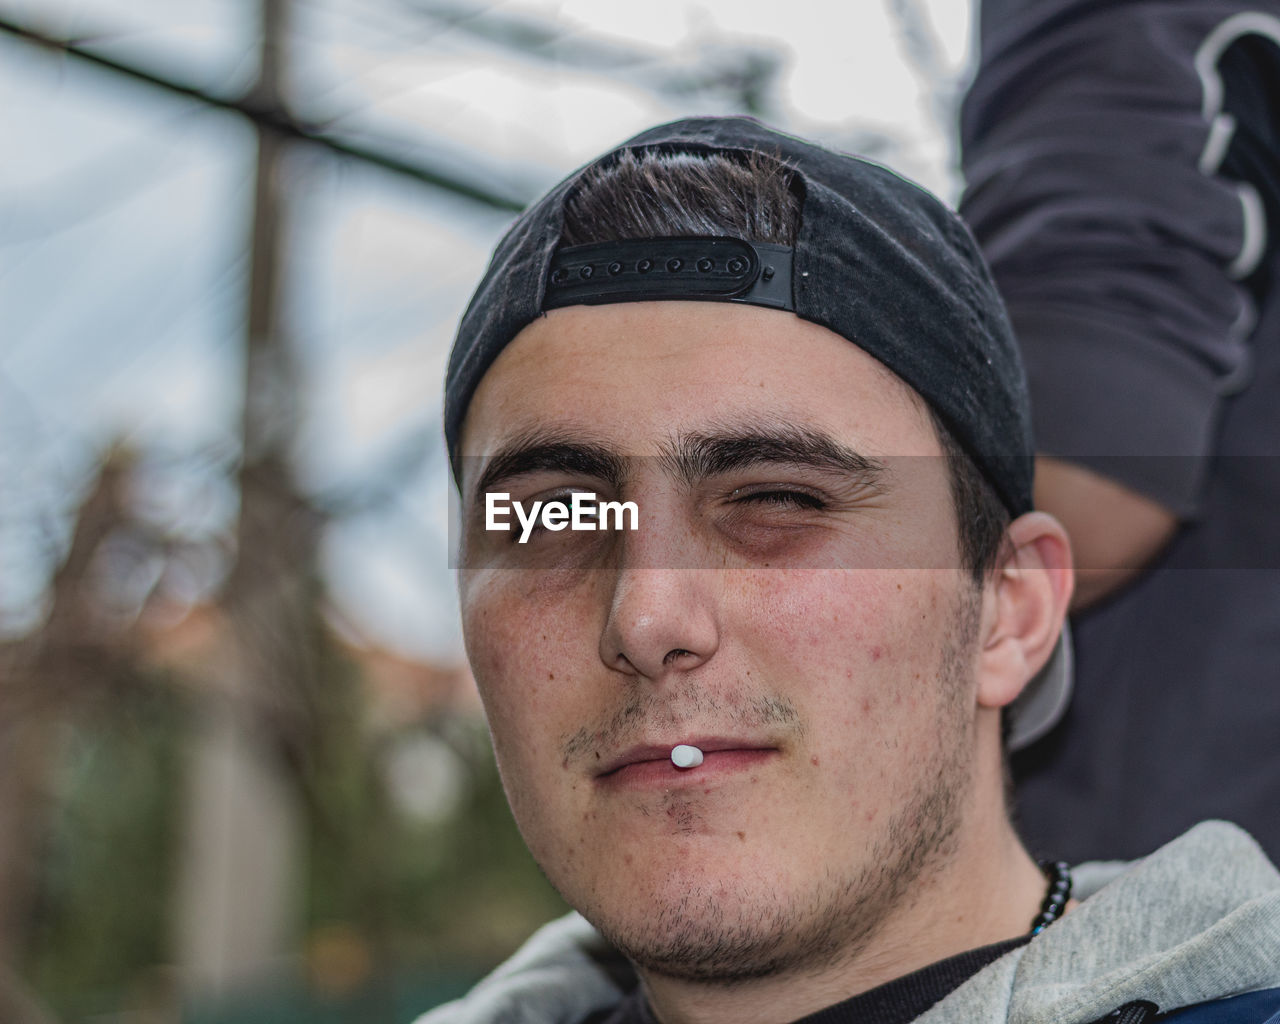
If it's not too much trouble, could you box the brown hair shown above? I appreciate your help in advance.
[562,149,800,247]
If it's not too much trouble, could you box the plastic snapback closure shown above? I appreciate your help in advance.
[543,237,794,311]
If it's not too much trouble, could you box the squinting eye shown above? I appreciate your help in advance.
[731,488,827,511]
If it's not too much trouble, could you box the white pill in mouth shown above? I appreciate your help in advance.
[671,744,704,768]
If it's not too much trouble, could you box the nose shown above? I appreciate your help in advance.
[600,567,720,680]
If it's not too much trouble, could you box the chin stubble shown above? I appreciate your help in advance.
[593,586,982,985]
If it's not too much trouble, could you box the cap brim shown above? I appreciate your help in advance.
[1006,621,1073,752]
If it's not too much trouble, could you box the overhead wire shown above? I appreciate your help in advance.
[0,11,531,212]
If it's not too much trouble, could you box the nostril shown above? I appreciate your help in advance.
[600,571,720,679]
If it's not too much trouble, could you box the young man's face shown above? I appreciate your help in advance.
[457,301,988,982]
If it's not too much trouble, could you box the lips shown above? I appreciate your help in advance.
[595,739,777,784]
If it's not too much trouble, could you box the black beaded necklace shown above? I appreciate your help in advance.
[1029,860,1073,935]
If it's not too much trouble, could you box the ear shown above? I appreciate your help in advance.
[976,512,1075,711]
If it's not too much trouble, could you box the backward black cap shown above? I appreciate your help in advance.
[444,116,1034,515]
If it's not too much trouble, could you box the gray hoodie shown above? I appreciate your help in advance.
[414,822,1280,1024]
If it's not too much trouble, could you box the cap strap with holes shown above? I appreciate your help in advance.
[544,238,793,311]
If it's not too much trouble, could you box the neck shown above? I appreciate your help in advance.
[640,739,1046,1024]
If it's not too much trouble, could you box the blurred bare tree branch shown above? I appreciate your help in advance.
[394,0,783,114]
[885,0,961,166]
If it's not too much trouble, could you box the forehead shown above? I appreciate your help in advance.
[459,301,940,460]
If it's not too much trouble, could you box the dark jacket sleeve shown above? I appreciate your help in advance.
[959,0,1279,516]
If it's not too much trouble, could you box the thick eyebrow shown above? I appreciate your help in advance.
[663,424,886,487]
[470,431,627,502]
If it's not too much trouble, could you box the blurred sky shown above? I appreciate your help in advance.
[0,0,973,661]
